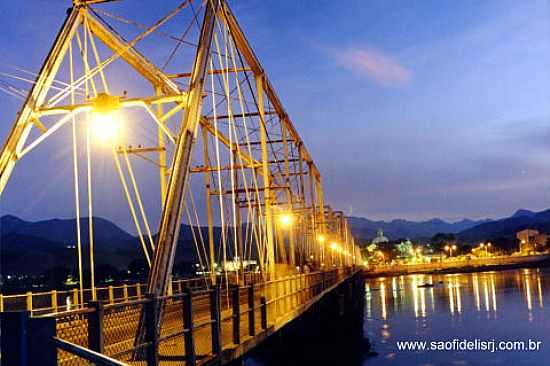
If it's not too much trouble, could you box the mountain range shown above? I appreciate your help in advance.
[348,216,491,241]
[0,215,208,275]
[350,208,550,244]
[2,208,550,275]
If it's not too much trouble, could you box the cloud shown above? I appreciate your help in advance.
[336,48,412,87]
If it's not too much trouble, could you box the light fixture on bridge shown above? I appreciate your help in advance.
[278,213,295,229]
[91,93,122,144]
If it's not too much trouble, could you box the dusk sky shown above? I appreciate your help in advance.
[1,0,550,229]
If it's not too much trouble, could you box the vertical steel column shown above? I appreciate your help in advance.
[260,296,268,329]
[248,283,256,336]
[234,151,245,285]
[281,124,295,266]
[156,86,168,207]
[202,127,217,285]
[231,285,241,344]
[256,74,276,279]
[183,289,196,366]
[88,301,104,353]
[315,177,326,265]
[210,286,222,355]
[145,295,159,366]
[308,162,318,263]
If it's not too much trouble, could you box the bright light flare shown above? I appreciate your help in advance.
[91,111,121,143]
[317,234,326,244]
[278,213,294,228]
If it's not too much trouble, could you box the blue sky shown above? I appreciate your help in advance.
[1,0,550,226]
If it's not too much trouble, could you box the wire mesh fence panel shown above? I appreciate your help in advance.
[158,297,186,360]
[158,300,185,362]
[57,350,93,366]
[103,303,143,361]
[56,312,90,366]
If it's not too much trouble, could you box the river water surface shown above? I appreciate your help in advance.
[246,267,550,366]
[363,268,549,365]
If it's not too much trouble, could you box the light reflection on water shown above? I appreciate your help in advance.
[365,268,549,366]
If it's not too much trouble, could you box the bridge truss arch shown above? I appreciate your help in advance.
[0,0,362,303]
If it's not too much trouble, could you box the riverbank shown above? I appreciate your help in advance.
[364,254,550,277]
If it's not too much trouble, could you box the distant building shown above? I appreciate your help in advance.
[371,229,389,246]
[516,229,547,253]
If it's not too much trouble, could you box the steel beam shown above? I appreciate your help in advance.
[0,7,81,197]
[146,0,221,298]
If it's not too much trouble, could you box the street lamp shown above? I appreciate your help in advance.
[91,93,122,144]
[445,244,457,258]
[278,213,295,229]
[415,247,422,262]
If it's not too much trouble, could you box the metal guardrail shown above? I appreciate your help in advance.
[0,273,263,315]
[53,337,128,366]
[0,268,357,366]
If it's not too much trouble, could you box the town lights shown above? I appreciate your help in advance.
[91,93,122,144]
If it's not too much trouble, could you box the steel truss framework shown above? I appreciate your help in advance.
[0,0,362,308]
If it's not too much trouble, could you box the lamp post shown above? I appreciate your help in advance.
[445,244,457,258]
[317,234,326,267]
[479,242,491,257]
[415,247,422,262]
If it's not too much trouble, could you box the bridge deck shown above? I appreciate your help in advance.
[45,269,355,366]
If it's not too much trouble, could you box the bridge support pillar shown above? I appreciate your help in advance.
[88,301,105,353]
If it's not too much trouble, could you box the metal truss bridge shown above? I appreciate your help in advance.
[0,0,364,365]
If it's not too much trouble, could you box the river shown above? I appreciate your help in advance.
[246,267,549,366]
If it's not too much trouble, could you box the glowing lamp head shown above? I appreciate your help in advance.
[452,245,457,250]
[278,213,294,228]
[330,242,338,251]
[91,111,121,142]
[91,93,122,144]
[444,245,450,251]
[317,234,326,244]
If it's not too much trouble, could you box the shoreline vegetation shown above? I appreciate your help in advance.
[364,254,550,277]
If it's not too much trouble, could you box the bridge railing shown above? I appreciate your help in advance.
[1,268,357,366]
[0,273,264,316]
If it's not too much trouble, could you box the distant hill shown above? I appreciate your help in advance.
[457,208,550,244]
[511,209,536,218]
[0,215,227,275]
[348,216,490,241]
[1,215,135,243]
